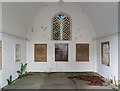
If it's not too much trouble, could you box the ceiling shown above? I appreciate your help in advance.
[2,2,118,39]
[2,2,45,39]
[77,2,118,38]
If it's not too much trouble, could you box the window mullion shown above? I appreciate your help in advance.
[60,18,63,40]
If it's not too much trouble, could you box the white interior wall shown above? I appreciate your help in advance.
[1,2,27,88]
[118,2,120,82]
[0,2,1,33]
[96,35,118,83]
[0,29,1,89]
[1,2,119,88]
[0,38,1,88]
[118,35,120,82]
[2,2,45,39]
[27,3,96,72]
[96,2,118,84]
[1,34,26,88]
[0,1,2,89]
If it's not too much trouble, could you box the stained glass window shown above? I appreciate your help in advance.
[53,17,61,40]
[62,17,71,40]
[52,13,71,40]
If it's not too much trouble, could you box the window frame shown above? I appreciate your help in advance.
[51,12,72,41]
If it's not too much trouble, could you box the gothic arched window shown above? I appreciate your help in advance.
[52,13,71,40]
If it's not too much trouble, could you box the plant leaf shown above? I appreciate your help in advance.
[17,71,20,73]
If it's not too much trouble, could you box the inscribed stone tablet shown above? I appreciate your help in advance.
[76,44,89,61]
[34,44,47,62]
[101,41,110,66]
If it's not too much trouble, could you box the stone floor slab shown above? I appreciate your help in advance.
[2,72,117,90]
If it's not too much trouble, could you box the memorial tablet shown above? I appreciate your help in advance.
[55,43,68,61]
[34,44,47,62]
[76,44,89,61]
[101,41,110,66]
[15,44,21,62]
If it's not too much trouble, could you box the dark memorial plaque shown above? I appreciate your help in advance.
[34,44,47,62]
[55,43,68,61]
[76,44,89,61]
[0,40,2,69]
[101,41,110,66]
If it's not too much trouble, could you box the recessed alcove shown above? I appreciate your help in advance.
[0,1,119,89]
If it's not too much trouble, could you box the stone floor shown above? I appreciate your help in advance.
[2,72,117,89]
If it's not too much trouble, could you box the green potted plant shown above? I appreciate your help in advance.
[110,78,113,84]
[17,63,27,78]
[7,75,12,85]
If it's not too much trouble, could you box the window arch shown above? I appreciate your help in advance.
[52,13,71,40]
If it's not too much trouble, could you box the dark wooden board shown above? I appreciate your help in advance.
[55,43,68,61]
[76,44,89,61]
[34,44,47,62]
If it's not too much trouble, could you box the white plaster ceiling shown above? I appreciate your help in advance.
[2,2,45,39]
[2,2,118,39]
[77,2,118,38]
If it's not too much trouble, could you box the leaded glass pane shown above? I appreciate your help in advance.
[52,13,71,41]
[58,15,64,18]
[53,17,61,40]
[62,17,71,40]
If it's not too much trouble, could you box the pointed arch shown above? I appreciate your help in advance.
[52,12,72,40]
